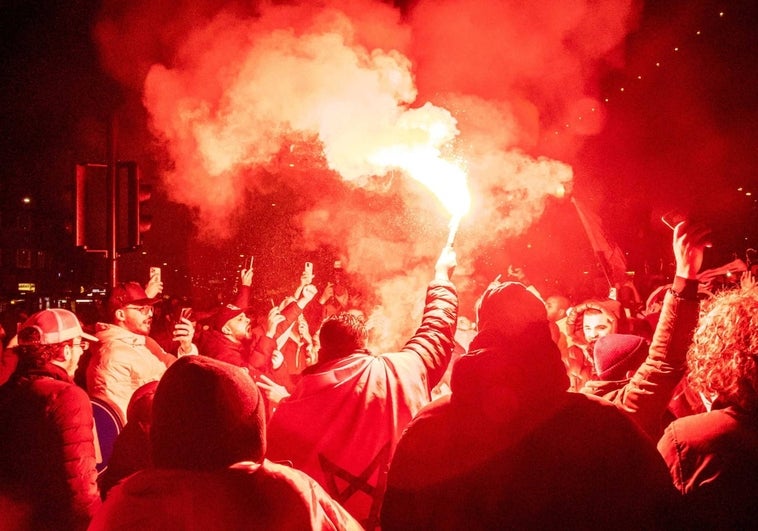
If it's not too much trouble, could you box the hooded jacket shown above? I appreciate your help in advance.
[381,282,679,530]
[580,278,700,439]
[563,298,628,391]
[89,355,359,530]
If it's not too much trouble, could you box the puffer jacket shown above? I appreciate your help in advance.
[0,362,100,530]
[87,323,181,423]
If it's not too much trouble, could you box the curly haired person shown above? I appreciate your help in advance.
[658,284,758,529]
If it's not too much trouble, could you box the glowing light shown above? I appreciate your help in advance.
[371,146,471,222]
[22,197,31,204]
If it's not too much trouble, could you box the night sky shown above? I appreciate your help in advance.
[1,0,756,322]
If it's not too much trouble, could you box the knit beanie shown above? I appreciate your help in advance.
[126,380,159,426]
[150,356,266,470]
[593,333,649,381]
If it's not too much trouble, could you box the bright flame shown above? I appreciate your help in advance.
[371,145,470,220]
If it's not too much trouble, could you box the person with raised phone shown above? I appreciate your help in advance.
[579,218,711,439]
[87,271,197,424]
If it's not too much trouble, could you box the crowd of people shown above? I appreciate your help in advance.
[0,218,757,530]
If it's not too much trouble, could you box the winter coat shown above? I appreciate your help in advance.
[198,329,254,370]
[381,282,678,530]
[0,362,100,530]
[580,282,700,439]
[86,323,186,423]
[266,279,458,529]
[88,460,362,530]
[658,402,758,529]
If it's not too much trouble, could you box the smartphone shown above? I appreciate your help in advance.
[305,261,313,274]
[661,210,686,231]
[179,307,193,321]
[150,266,161,282]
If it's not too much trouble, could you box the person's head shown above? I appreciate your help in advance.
[544,295,570,322]
[582,308,616,343]
[687,286,758,412]
[454,282,569,413]
[107,281,159,336]
[13,308,97,377]
[127,381,159,433]
[315,313,367,364]
[212,304,252,344]
[593,334,649,381]
[567,299,626,346]
[150,356,266,470]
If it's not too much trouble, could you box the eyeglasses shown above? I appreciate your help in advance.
[73,340,90,351]
[125,305,154,315]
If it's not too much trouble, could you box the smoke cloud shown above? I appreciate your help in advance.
[95,0,640,350]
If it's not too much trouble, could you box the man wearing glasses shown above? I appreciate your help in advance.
[0,308,101,530]
[86,281,196,423]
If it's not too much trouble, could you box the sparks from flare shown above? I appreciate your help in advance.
[370,144,470,247]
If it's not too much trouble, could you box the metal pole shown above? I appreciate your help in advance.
[106,114,118,289]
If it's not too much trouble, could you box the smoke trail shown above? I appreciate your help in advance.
[94,0,640,350]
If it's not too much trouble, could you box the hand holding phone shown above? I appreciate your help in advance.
[179,307,193,321]
[661,210,686,231]
[145,266,163,298]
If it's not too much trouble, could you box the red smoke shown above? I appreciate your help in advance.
[94,0,640,349]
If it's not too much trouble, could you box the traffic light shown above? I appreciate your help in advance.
[75,163,108,251]
[115,161,152,252]
[75,162,151,252]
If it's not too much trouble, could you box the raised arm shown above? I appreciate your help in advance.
[615,220,711,437]
[395,246,459,389]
